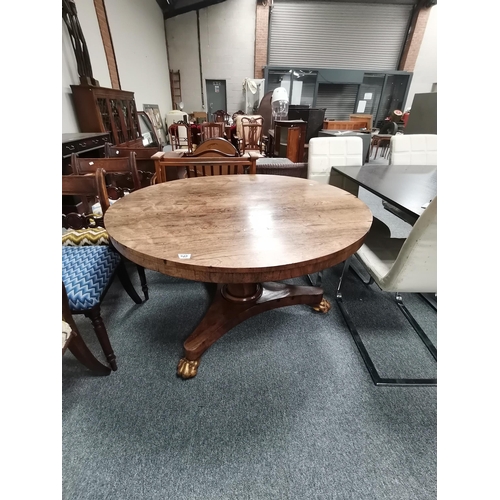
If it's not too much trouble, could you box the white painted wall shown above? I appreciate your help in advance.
[106,0,172,123]
[405,5,437,109]
[165,11,202,111]
[166,0,256,116]
[62,0,172,134]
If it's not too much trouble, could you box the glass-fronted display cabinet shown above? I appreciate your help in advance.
[264,67,412,130]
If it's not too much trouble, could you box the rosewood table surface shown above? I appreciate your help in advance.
[104,174,373,378]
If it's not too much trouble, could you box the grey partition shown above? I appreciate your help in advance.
[404,93,437,135]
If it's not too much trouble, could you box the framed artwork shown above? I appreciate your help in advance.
[143,104,166,147]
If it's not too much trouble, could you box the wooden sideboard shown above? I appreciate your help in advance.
[70,85,141,146]
[323,119,370,131]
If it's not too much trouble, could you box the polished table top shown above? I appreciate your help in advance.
[331,164,437,219]
[104,175,373,284]
[104,175,374,378]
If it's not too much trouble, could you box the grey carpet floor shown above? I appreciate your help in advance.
[62,166,436,500]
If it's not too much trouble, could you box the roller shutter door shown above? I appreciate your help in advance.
[316,84,359,120]
[269,1,413,71]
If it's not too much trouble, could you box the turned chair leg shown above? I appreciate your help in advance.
[68,334,111,375]
[136,265,149,301]
[116,260,143,304]
[85,307,117,371]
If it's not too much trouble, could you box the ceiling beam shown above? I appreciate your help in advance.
[156,0,227,20]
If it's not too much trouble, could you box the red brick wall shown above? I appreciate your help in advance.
[93,0,121,89]
[399,6,431,72]
[254,2,270,79]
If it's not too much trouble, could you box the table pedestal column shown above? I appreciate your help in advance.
[177,282,330,379]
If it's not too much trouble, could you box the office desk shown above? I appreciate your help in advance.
[105,175,372,379]
[330,164,437,221]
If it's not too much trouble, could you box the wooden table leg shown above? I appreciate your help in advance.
[177,282,325,379]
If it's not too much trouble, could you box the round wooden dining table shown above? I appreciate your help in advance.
[104,175,373,378]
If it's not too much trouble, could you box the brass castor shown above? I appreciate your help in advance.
[312,298,331,314]
[177,358,200,379]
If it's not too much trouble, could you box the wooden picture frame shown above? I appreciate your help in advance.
[143,104,166,147]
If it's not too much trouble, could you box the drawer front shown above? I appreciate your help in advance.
[62,134,110,157]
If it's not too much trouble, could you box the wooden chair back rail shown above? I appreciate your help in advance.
[187,165,246,177]
[62,169,110,217]
[200,122,224,142]
[188,137,239,157]
[153,154,259,183]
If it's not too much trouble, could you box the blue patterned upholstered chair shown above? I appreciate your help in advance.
[62,282,111,375]
[62,169,143,371]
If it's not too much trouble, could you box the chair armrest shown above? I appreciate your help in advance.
[151,152,165,160]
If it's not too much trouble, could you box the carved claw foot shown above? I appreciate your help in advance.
[312,298,331,314]
[177,358,200,379]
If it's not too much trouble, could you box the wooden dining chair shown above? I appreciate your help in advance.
[240,116,264,156]
[62,169,145,371]
[69,152,148,300]
[153,152,260,183]
[71,152,142,192]
[169,122,193,152]
[104,142,161,187]
[232,110,245,122]
[213,110,229,124]
[199,122,224,142]
[62,281,111,375]
[336,196,437,387]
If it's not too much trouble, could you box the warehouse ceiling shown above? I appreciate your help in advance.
[156,0,435,20]
[155,0,227,19]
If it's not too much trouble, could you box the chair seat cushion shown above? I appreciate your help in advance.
[62,246,121,311]
[62,227,110,246]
